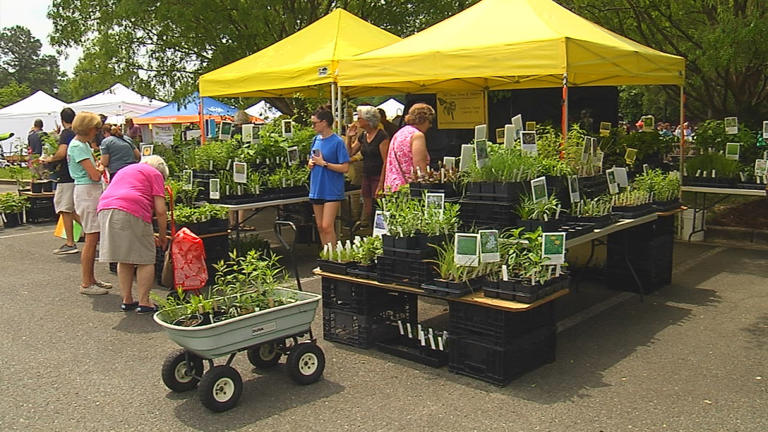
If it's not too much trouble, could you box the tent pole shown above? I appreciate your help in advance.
[331,83,337,133]
[561,73,568,152]
[200,97,206,145]
[338,84,343,132]
[679,85,685,184]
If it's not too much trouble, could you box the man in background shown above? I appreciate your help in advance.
[27,119,46,156]
[125,118,142,143]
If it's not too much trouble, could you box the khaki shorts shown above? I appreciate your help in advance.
[74,183,102,233]
[53,182,75,213]
[98,209,155,264]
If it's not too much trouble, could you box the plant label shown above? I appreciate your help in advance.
[521,131,537,154]
[205,118,216,138]
[209,178,220,200]
[542,232,566,265]
[425,193,445,214]
[510,114,523,140]
[454,233,480,266]
[501,264,509,281]
[531,176,548,203]
[286,146,299,165]
[614,167,629,187]
[504,125,515,148]
[567,175,580,204]
[606,168,619,194]
[140,144,153,159]
[495,128,504,144]
[459,144,474,171]
[725,143,740,160]
[372,210,388,237]
[233,162,247,183]
[725,116,738,135]
[443,156,456,170]
[474,139,489,168]
[525,121,536,131]
[625,148,638,165]
[182,169,193,190]
[763,121,768,139]
[281,119,293,138]
[219,121,233,141]
[479,230,500,263]
[643,163,650,174]
[397,320,404,335]
[474,124,487,141]
[641,115,655,132]
[755,159,767,178]
[241,124,254,144]
[599,122,611,136]
[594,150,604,169]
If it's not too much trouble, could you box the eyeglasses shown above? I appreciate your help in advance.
[311,120,322,125]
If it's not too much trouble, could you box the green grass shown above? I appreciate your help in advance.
[0,167,31,181]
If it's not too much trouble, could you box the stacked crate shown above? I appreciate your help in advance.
[606,215,675,292]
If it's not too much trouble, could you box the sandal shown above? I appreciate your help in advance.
[121,301,139,311]
[136,305,158,314]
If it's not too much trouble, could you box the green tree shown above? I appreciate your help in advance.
[0,26,61,96]
[48,0,478,111]
[0,81,31,108]
[559,0,768,127]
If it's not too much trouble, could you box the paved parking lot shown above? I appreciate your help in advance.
[0,220,766,431]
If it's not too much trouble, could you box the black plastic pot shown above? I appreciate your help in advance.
[520,219,562,232]
[2,212,23,227]
[317,259,357,275]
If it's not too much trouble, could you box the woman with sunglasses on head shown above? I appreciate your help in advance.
[308,106,350,246]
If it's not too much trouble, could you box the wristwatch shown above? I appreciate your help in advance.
[323,162,329,168]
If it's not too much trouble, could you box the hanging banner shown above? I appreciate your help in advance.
[152,124,175,146]
[436,91,484,129]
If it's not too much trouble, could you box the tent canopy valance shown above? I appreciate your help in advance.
[198,9,401,98]
[337,0,685,96]
[134,93,250,125]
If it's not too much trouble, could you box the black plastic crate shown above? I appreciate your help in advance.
[377,255,436,288]
[26,197,56,222]
[448,301,554,344]
[321,279,417,315]
[448,326,556,386]
[323,301,416,349]
[459,200,517,229]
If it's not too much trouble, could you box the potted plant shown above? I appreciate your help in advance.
[0,192,29,227]
[632,169,681,211]
[172,203,229,235]
[317,240,357,275]
[516,194,564,232]
[421,241,483,297]
[610,188,654,218]
[568,195,615,228]
[350,236,383,277]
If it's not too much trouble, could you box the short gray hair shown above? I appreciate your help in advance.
[357,105,380,128]
[141,155,169,179]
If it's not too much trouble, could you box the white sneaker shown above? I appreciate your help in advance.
[79,285,108,295]
[53,244,79,254]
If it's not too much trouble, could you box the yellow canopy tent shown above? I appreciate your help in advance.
[198,9,401,99]
[337,0,684,95]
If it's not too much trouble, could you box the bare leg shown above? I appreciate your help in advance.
[81,232,99,287]
[362,196,373,224]
[118,263,136,303]
[135,264,155,307]
[317,201,340,246]
[60,212,76,246]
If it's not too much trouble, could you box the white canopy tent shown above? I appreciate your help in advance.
[70,83,165,121]
[245,101,283,122]
[0,91,67,154]
[376,98,404,120]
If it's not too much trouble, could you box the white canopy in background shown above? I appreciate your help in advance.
[0,91,67,154]
[376,98,404,120]
[245,100,283,122]
[70,83,165,120]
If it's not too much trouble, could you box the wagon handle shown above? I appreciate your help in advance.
[274,219,301,292]
[166,185,176,236]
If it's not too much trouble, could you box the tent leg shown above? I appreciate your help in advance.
[679,86,685,188]
[561,73,568,155]
[338,84,343,130]
[331,83,337,132]
[199,98,206,145]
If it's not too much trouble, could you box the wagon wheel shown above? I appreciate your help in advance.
[246,341,283,369]
[161,349,204,392]
[286,342,325,385]
[199,365,243,412]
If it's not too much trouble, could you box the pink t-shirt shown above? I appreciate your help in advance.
[383,125,429,192]
[97,163,165,223]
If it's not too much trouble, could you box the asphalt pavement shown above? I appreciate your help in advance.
[0,219,766,432]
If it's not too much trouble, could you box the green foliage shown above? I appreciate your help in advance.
[499,228,553,284]
[351,236,383,266]
[463,144,540,182]
[685,152,742,179]
[632,169,680,202]
[611,188,652,207]
[574,195,612,217]
[692,120,758,165]
[0,81,31,108]
[376,187,458,237]
[230,233,271,255]
[193,139,237,171]
[0,26,60,97]
[516,195,562,221]
[426,241,480,283]
[0,192,30,213]
[0,166,31,183]
[173,203,228,225]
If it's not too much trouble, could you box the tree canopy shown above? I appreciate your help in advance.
[0,26,61,107]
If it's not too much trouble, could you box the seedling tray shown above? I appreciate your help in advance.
[317,259,356,275]
[612,203,655,219]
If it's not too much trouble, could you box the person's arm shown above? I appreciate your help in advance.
[376,138,390,194]
[311,152,349,174]
[79,158,103,182]
[346,130,362,156]
[411,131,428,175]
[100,154,111,169]
[154,195,168,249]
[133,148,141,161]
[42,143,67,163]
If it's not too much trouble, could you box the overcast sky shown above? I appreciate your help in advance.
[0,0,82,74]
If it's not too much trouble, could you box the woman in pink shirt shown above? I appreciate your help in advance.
[383,103,435,192]
[97,155,169,313]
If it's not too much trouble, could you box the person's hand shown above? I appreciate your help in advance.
[311,152,326,168]
[156,235,168,250]
[346,123,358,138]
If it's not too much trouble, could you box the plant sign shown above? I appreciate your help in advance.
[286,146,300,165]
[624,148,638,165]
[525,121,536,131]
[219,121,233,140]
[521,131,537,155]
[241,124,254,144]
[590,137,599,155]
[542,232,566,265]
[755,159,767,180]
[372,210,388,237]
[141,144,154,158]
[474,124,487,141]
[568,175,580,204]
[531,176,548,203]
[504,124,516,148]
[724,117,738,135]
[479,230,500,263]
[443,156,456,170]
[205,118,216,138]
[614,167,629,187]
[581,137,590,161]
[182,169,193,190]
[209,178,220,200]
[725,143,740,160]
[459,144,474,171]
[511,114,523,140]
[599,122,611,136]
[495,128,504,144]
[763,121,768,139]
[641,115,655,132]
[253,125,262,144]
[454,233,479,266]
[643,163,650,174]
[594,150,604,170]
[606,168,619,194]
[233,162,248,183]
[282,120,293,138]
[425,193,445,213]
[474,139,489,168]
